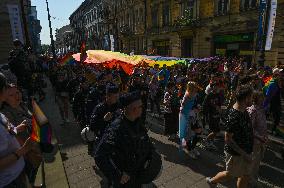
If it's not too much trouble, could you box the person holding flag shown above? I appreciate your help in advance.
[0,73,35,188]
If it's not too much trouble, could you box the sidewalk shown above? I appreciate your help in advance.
[34,80,69,187]
[37,79,105,188]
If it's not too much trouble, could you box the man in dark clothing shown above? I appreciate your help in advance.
[8,40,32,94]
[94,92,161,188]
[128,74,148,124]
[88,85,121,155]
[85,85,101,124]
[90,85,121,137]
[207,85,253,188]
[67,76,80,102]
[72,78,89,127]
[55,70,70,124]
[203,83,222,150]
[264,68,282,134]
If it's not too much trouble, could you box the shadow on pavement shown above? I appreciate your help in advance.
[92,165,109,188]
[259,149,284,187]
[42,143,59,163]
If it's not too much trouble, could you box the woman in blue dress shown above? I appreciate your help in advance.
[179,81,202,152]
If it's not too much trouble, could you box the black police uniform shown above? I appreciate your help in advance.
[128,82,148,124]
[89,102,121,137]
[94,115,156,188]
[85,85,101,124]
[72,87,89,126]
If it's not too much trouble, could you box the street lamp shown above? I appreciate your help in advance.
[45,0,56,59]
[20,0,31,47]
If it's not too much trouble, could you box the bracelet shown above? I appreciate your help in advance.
[12,152,20,160]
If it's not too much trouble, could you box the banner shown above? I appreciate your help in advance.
[257,0,267,50]
[265,0,277,51]
[110,35,115,52]
[7,4,24,43]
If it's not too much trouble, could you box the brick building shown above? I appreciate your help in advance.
[0,0,41,64]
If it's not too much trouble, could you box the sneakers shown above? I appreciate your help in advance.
[206,177,217,188]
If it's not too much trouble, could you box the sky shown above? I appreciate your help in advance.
[31,0,83,45]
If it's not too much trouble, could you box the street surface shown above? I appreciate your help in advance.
[37,79,284,188]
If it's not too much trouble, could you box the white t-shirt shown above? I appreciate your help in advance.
[0,113,25,187]
[205,84,212,95]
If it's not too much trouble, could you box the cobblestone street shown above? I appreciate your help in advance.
[35,79,284,188]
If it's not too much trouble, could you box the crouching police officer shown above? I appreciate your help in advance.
[94,92,162,188]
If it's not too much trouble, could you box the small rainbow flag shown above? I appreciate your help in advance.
[263,76,274,94]
[31,101,51,144]
[59,53,75,66]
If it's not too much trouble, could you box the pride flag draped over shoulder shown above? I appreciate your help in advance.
[263,76,273,94]
[31,100,51,144]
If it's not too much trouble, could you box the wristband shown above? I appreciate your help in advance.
[12,152,20,160]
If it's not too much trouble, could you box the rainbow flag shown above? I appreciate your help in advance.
[263,76,274,94]
[31,101,51,144]
[31,115,51,143]
[59,54,75,66]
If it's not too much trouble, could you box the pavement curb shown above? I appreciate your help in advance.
[34,78,69,188]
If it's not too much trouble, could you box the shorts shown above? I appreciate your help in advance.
[225,152,252,177]
[208,116,220,133]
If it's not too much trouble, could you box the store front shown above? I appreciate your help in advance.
[214,33,255,61]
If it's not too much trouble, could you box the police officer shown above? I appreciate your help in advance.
[128,74,148,124]
[94,92,161,188]
[88,85,121,154]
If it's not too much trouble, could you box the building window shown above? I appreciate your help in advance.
[215,0,229,15]
[181,0,195,19]
[240,0,258,11]
[139,8,144,22]
[162,4,170,26]
[151,5,159,28]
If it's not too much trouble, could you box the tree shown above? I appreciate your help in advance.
[41,44,50,54]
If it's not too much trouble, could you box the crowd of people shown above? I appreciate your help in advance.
[0,40,46,188]
[48,53,283,188]
[1,38,284,188]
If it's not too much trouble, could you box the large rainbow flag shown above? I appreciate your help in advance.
[31,101,51,144]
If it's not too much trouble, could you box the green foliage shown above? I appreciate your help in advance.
[41,44,50,54]
[175,9,195,26]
